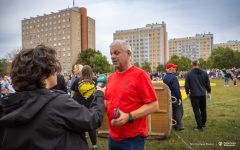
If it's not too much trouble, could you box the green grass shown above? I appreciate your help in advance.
[88,79,240,150]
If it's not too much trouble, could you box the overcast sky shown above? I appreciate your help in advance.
[0,0,240,62]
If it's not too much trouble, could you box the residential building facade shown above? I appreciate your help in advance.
[169,33,213,60]
[21,7,95,74]
[113,22,168,71]
[214,40,240,51]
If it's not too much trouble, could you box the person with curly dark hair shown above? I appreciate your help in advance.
[0,44,105,150]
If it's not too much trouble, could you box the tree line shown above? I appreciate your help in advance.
[148,47,240,72]
[0,46,239,77]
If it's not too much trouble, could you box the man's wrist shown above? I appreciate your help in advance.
[128,113,134,124]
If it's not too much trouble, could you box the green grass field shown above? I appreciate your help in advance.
[88,79,240,150]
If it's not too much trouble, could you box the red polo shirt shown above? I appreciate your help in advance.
[104,66,158,141]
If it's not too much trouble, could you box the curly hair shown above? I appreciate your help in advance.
[10,44,58,91]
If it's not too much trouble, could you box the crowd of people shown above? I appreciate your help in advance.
[150,67,239,86]
[0,40,238,150]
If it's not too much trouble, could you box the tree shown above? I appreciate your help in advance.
[109,64,115,73]
[76,48,101,65]
[178,56,191,71]
[5,47,22,62]
[199,58,207,69]
[141,61,151,72]
[0,58,9,77]
[167,55,191,71]
[89,54,110,74]
[208,47,235,69]
[133,62,140,68]
[233,50,240,68]
[156,64,166,72]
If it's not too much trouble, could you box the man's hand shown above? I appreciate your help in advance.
[111,109,129,127]
[96,86,106,94]
[207,93,211,100]
[187,94,190,100]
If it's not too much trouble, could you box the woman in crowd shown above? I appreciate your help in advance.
[224,70,233,87]
[71,65,99,149]
[0,45,105,150]
[70,64,84,97]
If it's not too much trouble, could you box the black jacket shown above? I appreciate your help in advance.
[51,74,67,93]
[224,73,233,79]
[163,73,182,100]
[185,68,211,96]
[0,88,104,150]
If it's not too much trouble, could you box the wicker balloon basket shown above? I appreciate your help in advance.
[97,82,173,139]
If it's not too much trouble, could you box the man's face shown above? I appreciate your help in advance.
[110,44,130,71]
[172,68,176,74]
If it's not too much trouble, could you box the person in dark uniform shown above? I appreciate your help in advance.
[185,60,211,132]
[163,63,184,131]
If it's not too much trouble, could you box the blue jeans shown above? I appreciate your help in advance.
[108,135,145,150]
[224,77,229,85]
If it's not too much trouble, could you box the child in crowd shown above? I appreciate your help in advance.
[233,76,237,86]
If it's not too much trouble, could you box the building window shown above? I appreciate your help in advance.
[54,43,56,47]
[68,53,71,56]
[58,48,61,51]
[58,31,61,35]
[59,54,61,57]
[58,26,61,29]
[62,25,65,28]
[63,31,65,34]
[67,12,70,15]
[63,48,65,51]
[58,43,61,46]
[68,47,70,51]
[67,36,70,39]
[58,14,61,18]
[63,36,65,40]
[63,53,65,57]
[67,30,70,33]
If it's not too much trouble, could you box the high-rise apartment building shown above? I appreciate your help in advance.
[113,22,168,71]
[213,40,240,51]
[21,7,95,74]
[169,33,213,60]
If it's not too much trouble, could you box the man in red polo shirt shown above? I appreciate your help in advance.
[104,40,159,150]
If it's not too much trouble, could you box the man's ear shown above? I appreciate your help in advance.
[127,50,131,58]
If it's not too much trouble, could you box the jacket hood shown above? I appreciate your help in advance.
[192,68,203,74]
[0,88,60,127]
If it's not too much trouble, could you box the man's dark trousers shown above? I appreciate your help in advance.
[190,95,206,128]
[172,99,183,129]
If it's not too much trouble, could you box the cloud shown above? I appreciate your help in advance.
[0,0,240,62]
